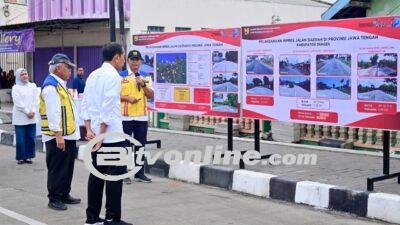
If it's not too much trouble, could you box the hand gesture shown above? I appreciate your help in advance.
[27,112,35,119]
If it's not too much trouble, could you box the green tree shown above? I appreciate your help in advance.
[253,78,262,86]
[370,54,379,66]
[226,94,238,108]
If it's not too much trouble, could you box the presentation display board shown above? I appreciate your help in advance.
[132,28,241,117]
[241,16,400,130]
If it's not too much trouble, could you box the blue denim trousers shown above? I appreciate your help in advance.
[15,124,36,161]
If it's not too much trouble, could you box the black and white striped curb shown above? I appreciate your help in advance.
[0,130,43,151]
[0,130,16,147]
[78,144,400,224]
[1,131,398,224]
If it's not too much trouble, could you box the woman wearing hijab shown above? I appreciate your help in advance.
[12,68,39,164]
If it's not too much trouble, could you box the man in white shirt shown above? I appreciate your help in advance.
[39,53,81,211]
[81,43,132,225]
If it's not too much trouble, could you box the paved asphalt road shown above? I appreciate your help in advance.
[358,90,396,102]
[317,89,351,100]
[247,86,274,95]
[213,61,238,72]
[317,58,351,76]
[358,66,397,77]
[0,144,390,225]
[279,85,310,97]
[247,61,274,74]
[213,82,239,92]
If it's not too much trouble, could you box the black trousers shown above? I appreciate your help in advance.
[45,139,77,203]
[122,120,148,177]
[86,141,127,222]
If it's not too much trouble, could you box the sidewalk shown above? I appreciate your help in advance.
[146,129,400,195]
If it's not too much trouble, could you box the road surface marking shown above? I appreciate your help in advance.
[0,206,47,225]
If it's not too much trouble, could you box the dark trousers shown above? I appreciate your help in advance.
[45,139,77,203]
[86,141,127,222]
[122,120,148,177]
[15,124,36,161]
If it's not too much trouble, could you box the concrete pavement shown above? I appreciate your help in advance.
[0,144,390,225]
[246,61,274,74]
[317,58,351,76]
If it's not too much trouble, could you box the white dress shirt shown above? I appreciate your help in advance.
[81,62,124,143]
[41,74,80,142]
[12,82,39,126]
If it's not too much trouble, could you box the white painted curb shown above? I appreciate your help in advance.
[232,170,276,198]
[368,192,400,224]
[295,181,335,209]
[168,160,202,184]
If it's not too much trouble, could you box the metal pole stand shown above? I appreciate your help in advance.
[254,119,272,163]
[214,118,244,168]
[367,130,400,191]
[224,119,271,169]
[227,118,245,168]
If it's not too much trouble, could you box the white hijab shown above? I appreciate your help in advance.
[15,68,28,86]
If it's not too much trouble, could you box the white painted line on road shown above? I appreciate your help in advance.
[0,206,47,225]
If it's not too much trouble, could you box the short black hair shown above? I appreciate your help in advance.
[102,42,124,62]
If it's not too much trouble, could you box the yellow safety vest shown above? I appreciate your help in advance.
[120,75,148,117]
[39,75,76,136]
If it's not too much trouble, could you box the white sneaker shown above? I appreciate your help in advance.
[85,219,105,225]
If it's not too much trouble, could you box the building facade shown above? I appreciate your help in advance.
[131,0,331,34]
[26,0,130,86]
[28,0,129,22]
[0,0,28,75]
[0,0,28,26]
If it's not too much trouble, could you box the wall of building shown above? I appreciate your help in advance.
[367,0,400,16]
[28,21,130,86]
[0,1,28,87]
[28,0,130,22]
[34,22,114,48]
[0,1,28,26]
[130,0,330,34]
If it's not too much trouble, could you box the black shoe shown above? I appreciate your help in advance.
[24,159,33,164]
[85,218,106,225]
[17,160,24,165]
[134,174,152,183]
[62,195,81,204]
[104,219,132,225]
[48,201,67,211]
